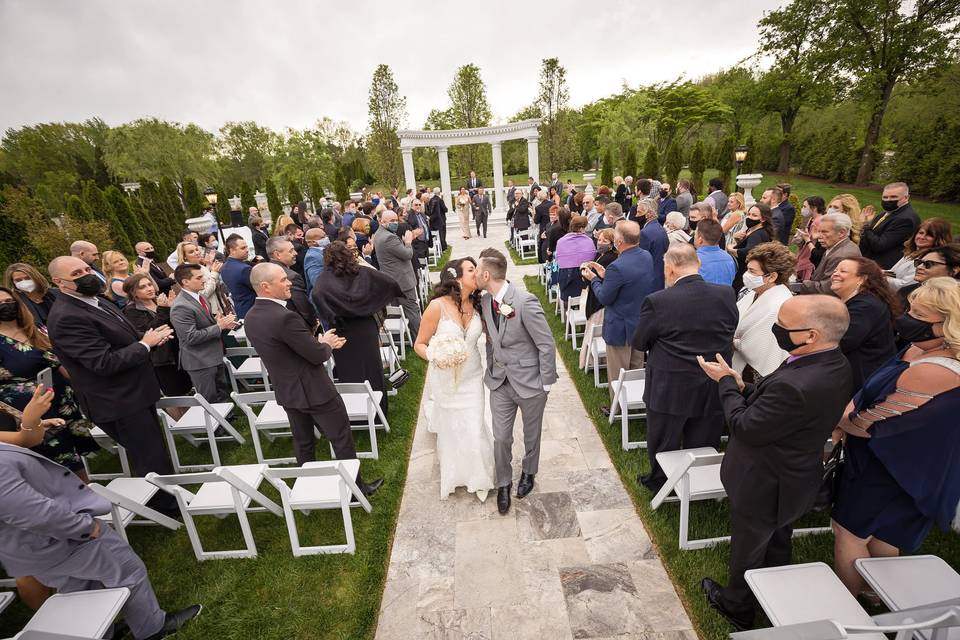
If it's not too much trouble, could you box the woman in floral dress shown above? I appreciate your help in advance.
[0,287,97,479]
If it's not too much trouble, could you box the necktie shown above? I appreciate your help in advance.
[492,298,501,329]
[199,295,210,316]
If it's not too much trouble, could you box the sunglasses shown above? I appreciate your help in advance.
[914,259,947,269]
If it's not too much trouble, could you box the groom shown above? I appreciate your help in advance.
[476,248,558,515]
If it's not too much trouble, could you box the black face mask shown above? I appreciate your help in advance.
[143,250,157,260]
[71,273,104,297]
[881,199,900,212]
[689,220,699,231]
[659,189,669,198]
[894,313,938,344]
[771,323,811,353]
[745,218,761,228]
[0,301,18,322]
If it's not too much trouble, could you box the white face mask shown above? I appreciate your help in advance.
[742,272,766,290]
[826,207,841,216]
[14,279,36,293]
[800,206,812,219]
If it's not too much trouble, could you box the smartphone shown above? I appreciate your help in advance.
[232,320,244,330]
[36,367,53,390]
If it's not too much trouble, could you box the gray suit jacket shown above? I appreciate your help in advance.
[482,284,558,398]
[0,443,109,576]
[472,194,491,219]
[170,290,224,371]
[796,237,862,295]
[373,227,416,293]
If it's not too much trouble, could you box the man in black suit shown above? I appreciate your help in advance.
[426,187,448,252]
[46,256,177,483]
[697,295,853,630]
[631,243,738,492]
[466,171,482,196]
[249,211,269,261]
[762,187,789,244]
[135,241,175,295]
[532,191,553,263]
[266,236,317,331]
[859,181,921,269]
[243,263,383,495]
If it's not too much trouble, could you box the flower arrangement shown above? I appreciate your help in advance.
[426,333,468,371]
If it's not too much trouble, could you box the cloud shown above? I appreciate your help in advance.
[0,0,774,136]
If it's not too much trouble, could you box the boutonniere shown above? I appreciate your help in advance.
[498,303,516,319]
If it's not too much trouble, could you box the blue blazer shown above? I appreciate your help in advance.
[639,220,669,290]
[589,247,656,347]
[220,257,256,319]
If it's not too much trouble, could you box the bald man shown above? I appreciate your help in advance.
[135,241,175,294]
[696,295,853,630]
[69,240,105,283]
[46,256,178,491]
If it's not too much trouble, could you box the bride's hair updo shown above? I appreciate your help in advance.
[434,258,482,314]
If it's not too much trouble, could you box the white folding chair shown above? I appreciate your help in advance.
[231,391,299,466]
[337,381,388,460]
[229,325,247,345]
[608,368,647,450]
[15,588,130,640]
[650,447,727,550]
[856,555,960,640]
[539,262,550,285]
[81,427,131,481]
[0,591,15,616]
[428,231,442,267]
[564,294,587,349]
[155,394,243,472]
[417,259,431,308]
[88,477,181,542]
[264,459,372,556]
[223,346,271,393]
[147,464,283,561]
[517,230,537,260]
[583,325,608,388]
[384,305,411,360]
[554,284,564,318]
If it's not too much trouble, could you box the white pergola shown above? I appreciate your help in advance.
[397,118,542,213]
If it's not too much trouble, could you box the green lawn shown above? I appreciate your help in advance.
[0,357,428,640]
[524,275,960,640]
[428,243,453,272]
[503,239,539,266]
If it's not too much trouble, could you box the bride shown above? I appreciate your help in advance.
[414,258,495,501]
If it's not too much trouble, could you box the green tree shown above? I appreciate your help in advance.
[215,184,231,225]
[264,178,282,217]
[333,164,350,203]
[664,141,683,185]
[309,174,323,212]
[714,136,736,192]
[642,144,659,180]
[447,63,493,177]
[701,67,761,141]
[0,188,37,267]
[286,178,302,208]
[366,64,407,188]
[622,147,637,179]
[240,180,256,212]
[689,140,706,195]
[217,121,276,188]
[103,118,216,184]
[65,194,87,222]
[636,82,732,153]
[181,177,204,217]
[129,192,159,250]
[104,186,142,255]
[537,58,576,173]
[81,182,128,254]
[601,149,613,189]
[820,0,960,184]
[159,177,186,239]
[742,135,756,174]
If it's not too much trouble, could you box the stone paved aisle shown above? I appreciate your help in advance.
[375,220,696,640]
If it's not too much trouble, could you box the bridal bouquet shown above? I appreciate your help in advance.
[427,334,468,370]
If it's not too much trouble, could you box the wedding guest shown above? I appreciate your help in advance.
[829,194,865,243]
[177,241,231,317]
[675,180,694,217]
[832,277,960,597]
[582,194,601,232]
[302,227,330,296]
[664,211,691,244]
[101,250,136,308]
[267,236,317,331]
[134,242,175,295]
[886,218,953,290]
[3,263,59,329]
[790,212,862,295]
[426,187,448,251]
[0,288,97,478]
[761,187,788,243]
[614,176,628,211]
[720,193,746,248]
[732,243,796,381]
[859,182,921,269]
[70,241,105,282]
[554,214,594,302]
[638,202,669,290]
[456,187,472,239]
[632,243,737,492]
[122,274,192,398]
[699,295,853,630]
[583,221,656,405]
[220,234,256,319]
[831,257,900,391]
[792,196,826,281]
[580,228,618,370]
[729,203,775,290]
[898,244,960,309]
[695,219,736,287]
[544,205,567,263]
[352,217,372,255]
[313,241,402,417]
[373,211,421,338]
[533,193,553,263]
[658,183,678,222]
[272,214,295,236]
[199,233,225,262]
[249,214,269,260]
[707,177,728,216]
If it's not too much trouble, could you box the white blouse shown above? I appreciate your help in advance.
[886,254,917,290]
[732,284,793,377]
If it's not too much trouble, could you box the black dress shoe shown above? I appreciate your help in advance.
[701,578,753,631]
[145,604,202,639]
[600,406,611,417]
[516,473,535,499]
[497,484,512,515]
[638,474,664,494]
[105,621,129,640]
[361,477,384,497]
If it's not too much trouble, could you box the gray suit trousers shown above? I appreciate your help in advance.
[36,527,166,639]
[490,382,548,487]
[188,363,231,403]
[398,288,422,340]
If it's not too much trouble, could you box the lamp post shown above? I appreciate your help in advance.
[203,187,224,243]
[734,145,749,176]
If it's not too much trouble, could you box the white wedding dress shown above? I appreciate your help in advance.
[425,308,496,501]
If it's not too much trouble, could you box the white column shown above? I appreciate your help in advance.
[401,147,416,194]
[491,141,505,212]
[526,136,540,186]
[437,146,452,212]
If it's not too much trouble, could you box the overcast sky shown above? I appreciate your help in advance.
[0,0,778,137]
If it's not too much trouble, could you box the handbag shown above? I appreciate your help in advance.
[378,315,410,389]
[812,441,843,512]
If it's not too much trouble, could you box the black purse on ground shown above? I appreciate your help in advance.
[812,441,844,512]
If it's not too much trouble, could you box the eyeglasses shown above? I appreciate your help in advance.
[914,259,947,269]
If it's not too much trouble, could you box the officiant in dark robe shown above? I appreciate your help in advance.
[312,241,403,417]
